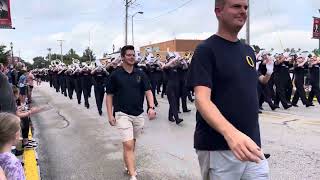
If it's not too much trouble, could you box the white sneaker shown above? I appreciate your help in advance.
[124,167,137,176]
[129,176,137,180]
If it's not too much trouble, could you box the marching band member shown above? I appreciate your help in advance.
[92,60,109,115]
[308,55,320,104]
[291,54,313,107]
[80,63,92,109]
[162,52,183,125]
[273,53,293,109]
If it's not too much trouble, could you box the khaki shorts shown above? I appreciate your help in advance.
[115,111,145,142]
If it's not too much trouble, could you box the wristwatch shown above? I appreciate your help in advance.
[148,107,155,111]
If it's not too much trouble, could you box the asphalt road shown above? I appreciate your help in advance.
[31,83,320,180]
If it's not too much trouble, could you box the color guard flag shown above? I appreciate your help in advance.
[313,17,320,39]
[0,0,12,29]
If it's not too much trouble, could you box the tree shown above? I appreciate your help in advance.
[64,48,81,65]
[46,53,62,62]
[0,45,10,64]
[284,48,290,52]
[81,47,96,63]
[33,56,49,68]
[313,48,320,56]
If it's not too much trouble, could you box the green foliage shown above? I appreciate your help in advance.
[0,45,10,64]
[313,49,320,56]
[63,48,81,65]
[81,47,96,63]
[33,56,50,68]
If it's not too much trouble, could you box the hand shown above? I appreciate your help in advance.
[30,107,43,114]
[108,116,116,126]
[224,129,264,163]
[147,109,156,120]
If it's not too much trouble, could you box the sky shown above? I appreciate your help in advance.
[0,0,320,63]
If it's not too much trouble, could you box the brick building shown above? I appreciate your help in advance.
[139,39,203,61]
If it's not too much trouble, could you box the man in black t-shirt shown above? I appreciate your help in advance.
[187,0,270,179]
[105,45,156,180]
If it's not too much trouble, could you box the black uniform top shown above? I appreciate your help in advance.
[294,63,308,75]
[187,35,261,151]
[310,62,320,83]
[80,69,91,82]
[258,62,267,76]
[92,70,108,87]
[106,67,151,116]
[164,66,180,87]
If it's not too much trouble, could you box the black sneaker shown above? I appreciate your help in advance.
[176,118,183,125]
[168,118,175,122]
[28,139,38,145]
[23,142,37,149]
[264,153,271,159]
[14,149,24,156]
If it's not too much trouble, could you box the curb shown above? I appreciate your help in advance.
[23,127,40,180]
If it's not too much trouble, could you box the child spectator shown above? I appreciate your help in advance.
[0,113,25,180]
[18,69,27,105]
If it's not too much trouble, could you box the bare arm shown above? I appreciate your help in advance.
[145,90,156,120]
[195,86,238,139]
[145,90,155,108]
[194,86,263,163]
[106,95,114,120]
[0,166,6,180]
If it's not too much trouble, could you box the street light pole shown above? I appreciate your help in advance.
[47,48,52,61]
[10,42,13,63]
[246,0,250,45]
[125,0,129,45]
[57,40,64,63]
[132,11,144,47]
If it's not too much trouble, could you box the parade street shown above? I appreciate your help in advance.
[32,83,320,180]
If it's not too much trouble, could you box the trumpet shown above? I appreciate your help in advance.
[184,51,193,62]
[51,59,62,67]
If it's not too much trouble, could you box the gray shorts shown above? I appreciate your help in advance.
[196,150,269,180]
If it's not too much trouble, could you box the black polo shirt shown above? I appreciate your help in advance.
[106,67,151,116]
[187,35,261,151]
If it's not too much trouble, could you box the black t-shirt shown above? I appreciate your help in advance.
[187,35,261,151]
[0,72,17,113]
[106,67,151,116]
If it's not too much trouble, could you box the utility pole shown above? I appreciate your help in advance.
[125,0,132,46]
[57,40,64,63]
[10,42,13,63]
[246,0,250,45]
[47,48,52,61]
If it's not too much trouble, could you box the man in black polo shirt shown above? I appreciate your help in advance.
[106,45,156,180]
[187,0,270,179]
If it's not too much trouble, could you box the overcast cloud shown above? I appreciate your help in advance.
[0,0,319,62]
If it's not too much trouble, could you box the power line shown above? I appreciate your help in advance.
[136,0,194,21]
